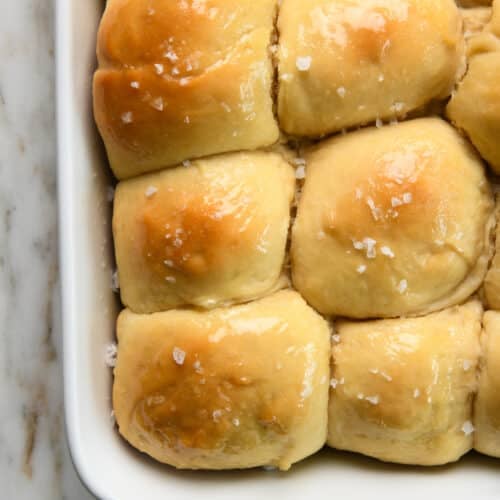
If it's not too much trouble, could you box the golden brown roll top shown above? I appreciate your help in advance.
[475,311,500,457]
[291,118,494,319]
[94,0,279,179]
[328,301,482,465]
[447,0,500,173]
[277,0,464,137]
[113,151,295,313]
[113,290,331,470]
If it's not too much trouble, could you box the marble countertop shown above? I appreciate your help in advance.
[1,2,94,499]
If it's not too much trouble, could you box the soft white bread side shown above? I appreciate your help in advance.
[94,0,279,179]
[328,302,482,465]
[113,290,331,470]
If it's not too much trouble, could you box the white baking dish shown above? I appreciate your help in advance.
[56,1,500,498]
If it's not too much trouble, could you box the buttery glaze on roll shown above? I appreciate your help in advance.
[291,118,494,319]
[277,0,464,136]
[94,0,279,179]
[328,301,482,465]
[113,151,295,314]
[113,290,331,470]
[447,0,500,173]
[475,311,500,457]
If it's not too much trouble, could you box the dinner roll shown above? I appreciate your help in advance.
[475,311,500,458]
[113,151,294,314]
[447,0,500,173]
[94,0,279,179]
[291,118,494,319]
[483,198,500,309]
[328,301,482,465]
[277,0,464,137]
[113,290,331,470]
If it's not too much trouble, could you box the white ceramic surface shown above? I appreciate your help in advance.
[57,1,500,499]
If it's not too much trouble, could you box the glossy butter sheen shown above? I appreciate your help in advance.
[277,0,464,136]
[328,301,482,465]
[94,0,279,179]
[113,151,295,313]
[291,118,494,318]
[113,290,331,470]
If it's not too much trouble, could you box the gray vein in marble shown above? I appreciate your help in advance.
[0,1,94,498]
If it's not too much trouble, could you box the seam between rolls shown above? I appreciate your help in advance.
[471,310,487,450]
[447,7,493,102]
[482,194,499,291]
[269,0,281,130]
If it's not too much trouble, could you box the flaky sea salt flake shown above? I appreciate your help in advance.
[380,246,394,258]
[145,185,158,198]
[462,421,475,436]
[105,343,118,368]
[293,158,307,167]
[212,409,223,422]
[164,50,178,62]
[296,56,312,71]
[402,192,413,204]
[365,395,380,405]
[295,166,306,179]
[363,238,377,259]
[151,97,164,111]
[172,347,186,365]
[121,111,133,124]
